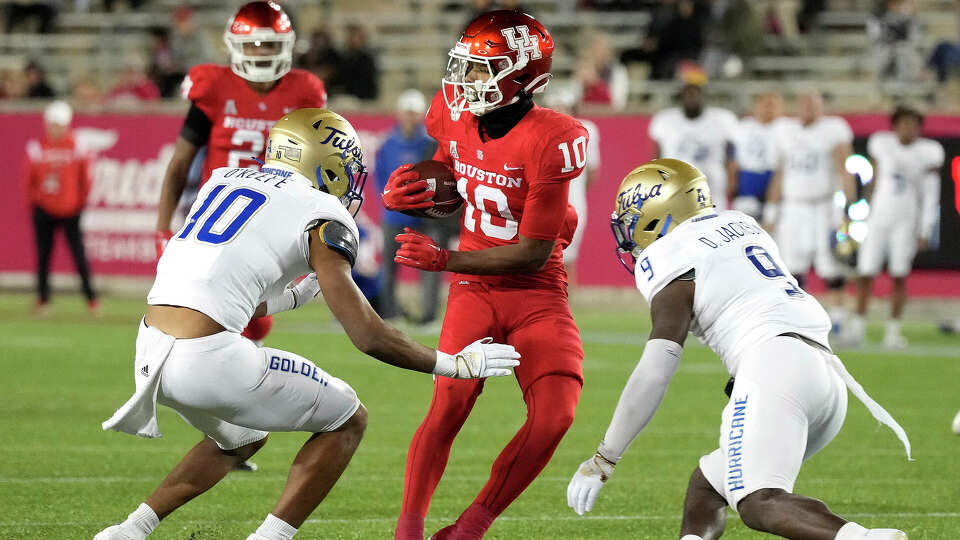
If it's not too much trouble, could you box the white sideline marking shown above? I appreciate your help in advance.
[0,475,929,485]
[3,512,959,528]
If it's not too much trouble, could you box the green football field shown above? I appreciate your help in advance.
[1,291,958,539]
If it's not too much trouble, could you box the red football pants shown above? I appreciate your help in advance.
[397,281,583,538]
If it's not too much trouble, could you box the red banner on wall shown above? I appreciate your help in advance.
[1,112,957,287]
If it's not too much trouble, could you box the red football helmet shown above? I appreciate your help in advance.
[223,1,295,83]
[442,10,554,120]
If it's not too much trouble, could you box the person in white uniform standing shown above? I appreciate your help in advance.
[567,159,911,540]
[728,92,797,220]
[544,86,601,286]
[851,106,944,348]
[95,109,519,540]
[649,81,738,210]
[766,91,856,330]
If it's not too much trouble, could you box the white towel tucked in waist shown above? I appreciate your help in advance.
[825,353,913,460]
[102,320,176,438]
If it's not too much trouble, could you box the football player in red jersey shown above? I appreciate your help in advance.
[154,0,326,351]
[383,11,588,539]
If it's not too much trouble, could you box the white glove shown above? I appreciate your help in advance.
[567,453,616,516]
[433,337,520,379]
[265,273,321,315]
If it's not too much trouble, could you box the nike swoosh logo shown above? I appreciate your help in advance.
[504,164,523,171]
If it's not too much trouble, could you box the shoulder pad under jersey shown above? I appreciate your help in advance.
[317,220,358,267]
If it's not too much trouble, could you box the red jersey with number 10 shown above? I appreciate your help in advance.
[425,91,588,288]
[181,64,327,183]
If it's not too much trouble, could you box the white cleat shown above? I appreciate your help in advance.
[93,525,139,540]
[865,529,907,539]
[952,409,960,435]
[883,332,908,350]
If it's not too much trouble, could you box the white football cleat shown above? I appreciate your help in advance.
[865,528,907,539]
[952,409,960,435]
[883,331,908,350]
[93,525,139,540]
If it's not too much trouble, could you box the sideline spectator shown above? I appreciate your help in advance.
[576,33,628,110]
[108,57,161,105]
[757,0,801,49]
[72,76,104,107]
[374,89,446,324]
[147,27,178,97]
[621,0,707,80]
[21,101,98,315]
[868,0,921,82]
[298,28,341,86]
[1,69,29,99]
[169,7,213,81]
[26,60,55,98]
[3,1,57,33]
[927,1,960,87]
[339,24,379,100]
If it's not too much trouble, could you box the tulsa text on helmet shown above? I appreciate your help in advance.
[617,183,663,214]
[318,126,364,161]
[453,159,523,188]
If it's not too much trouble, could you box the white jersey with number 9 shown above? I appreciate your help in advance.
[633,210,832,375]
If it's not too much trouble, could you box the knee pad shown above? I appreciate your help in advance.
[242,315,273,342]
[824,277,846,290]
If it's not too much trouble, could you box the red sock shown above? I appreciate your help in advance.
[241,315,273,342]
[396,377,484,540]
[395,513,425,540]
[457,375,581,537]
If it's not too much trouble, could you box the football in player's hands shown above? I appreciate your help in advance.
[400,160,463,220]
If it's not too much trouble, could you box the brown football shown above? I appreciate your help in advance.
[400,160,463,219]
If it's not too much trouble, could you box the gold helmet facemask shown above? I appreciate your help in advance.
[262,108,367,216]
[610,158,715,274]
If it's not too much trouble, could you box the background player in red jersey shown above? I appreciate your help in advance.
[154,0,326,351]
[382,11,588,539]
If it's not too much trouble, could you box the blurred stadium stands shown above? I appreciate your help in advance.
[0,0,959,113]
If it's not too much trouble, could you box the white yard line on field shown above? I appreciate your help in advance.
[2,512,960,528]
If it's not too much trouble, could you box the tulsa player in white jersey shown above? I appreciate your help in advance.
[851,106,944,348]
[766,90,857,331]
[728,92,797,220]
[95,110,519,540]
[649,81,738,210]
[566,159,911,539]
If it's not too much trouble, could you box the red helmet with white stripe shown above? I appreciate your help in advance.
[223,1,295,83]
[442,10,554,120]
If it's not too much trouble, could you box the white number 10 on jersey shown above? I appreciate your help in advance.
[558,136,587,173]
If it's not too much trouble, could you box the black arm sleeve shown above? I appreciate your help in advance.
[179,103,212,147]
[316,220,359,267]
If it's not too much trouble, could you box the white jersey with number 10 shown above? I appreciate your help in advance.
[148,166,359,333]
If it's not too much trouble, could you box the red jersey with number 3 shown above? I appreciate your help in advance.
[425,91,588,288]
[181,64,327,182]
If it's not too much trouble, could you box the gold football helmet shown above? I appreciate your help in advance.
[611,158,714,272]
[263,108,367,215]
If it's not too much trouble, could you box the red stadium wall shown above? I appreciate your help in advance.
[1,111,958,295]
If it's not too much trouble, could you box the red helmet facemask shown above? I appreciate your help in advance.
[442,10,554,120]
[224,1,295,83]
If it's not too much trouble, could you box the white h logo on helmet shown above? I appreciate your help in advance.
[501,25,541,62]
